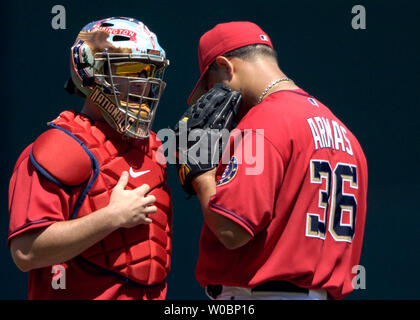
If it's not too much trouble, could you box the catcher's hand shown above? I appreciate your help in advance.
[174,83,242,195]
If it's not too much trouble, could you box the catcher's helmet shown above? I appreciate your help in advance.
[67,17,169,139]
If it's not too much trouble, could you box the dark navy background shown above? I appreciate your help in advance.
[1,0,418,299]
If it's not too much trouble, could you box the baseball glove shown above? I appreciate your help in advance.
[174,83,242,195]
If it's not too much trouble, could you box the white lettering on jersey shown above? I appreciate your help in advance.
[322,117,334,148]
[315,117,327,148]
[307,118,323,150]
[307,117,353,156]
[340,126,354,156]
[332,120,345,152]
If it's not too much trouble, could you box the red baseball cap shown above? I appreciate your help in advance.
[188,21,273,105]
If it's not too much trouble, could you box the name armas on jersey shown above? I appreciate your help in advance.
[306,116,353,156]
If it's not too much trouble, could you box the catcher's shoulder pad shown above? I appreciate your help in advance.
[31,128,92,186]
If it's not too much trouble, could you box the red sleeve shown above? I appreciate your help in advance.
[209,129,284,238]
[7,152,71,247]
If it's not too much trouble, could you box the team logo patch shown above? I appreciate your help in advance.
[216,156,238,186]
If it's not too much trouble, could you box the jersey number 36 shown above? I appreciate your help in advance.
[306,160,358,243]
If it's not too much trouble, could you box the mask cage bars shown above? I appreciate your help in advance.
[93,51,168,138]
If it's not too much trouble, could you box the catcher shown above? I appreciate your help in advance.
[8,17,172,300]
[174,21,368,300]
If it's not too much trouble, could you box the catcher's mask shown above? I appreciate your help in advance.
[67,17,169,139]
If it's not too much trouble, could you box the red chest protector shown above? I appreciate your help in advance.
[30,110,172,286]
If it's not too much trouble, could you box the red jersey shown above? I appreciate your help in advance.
[196,89,368,299]
[8,112,171,300]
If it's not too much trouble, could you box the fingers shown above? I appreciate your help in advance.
[142,194,156,207]
[114,171,129,191]
[143,205,157,214]
[134,183,151,196]
[140,206,157,225]
[143,217,153,224]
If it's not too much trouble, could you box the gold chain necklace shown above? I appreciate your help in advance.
[257,78,293,104]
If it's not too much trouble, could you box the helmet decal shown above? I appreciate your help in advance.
[89,86,136,134]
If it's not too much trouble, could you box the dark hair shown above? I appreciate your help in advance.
[208,44,278,71]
